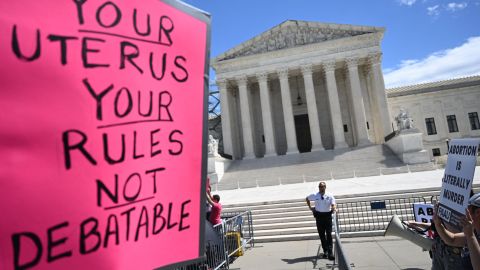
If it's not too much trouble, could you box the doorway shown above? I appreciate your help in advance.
[294,114,312,153]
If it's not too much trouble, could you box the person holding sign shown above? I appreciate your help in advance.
[206,193,223,225]
[433,193,480,270]
[306,181,337,260]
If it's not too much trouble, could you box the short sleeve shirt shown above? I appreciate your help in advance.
[307,192,335,212]
[209,202,222,225]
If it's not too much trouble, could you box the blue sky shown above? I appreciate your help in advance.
[182,0,480,88]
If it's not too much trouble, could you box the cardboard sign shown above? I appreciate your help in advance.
[438,138,479,230]
[413,203,434,224]
[0,1,210,269]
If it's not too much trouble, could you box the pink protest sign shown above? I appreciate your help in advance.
[0,1,210,269]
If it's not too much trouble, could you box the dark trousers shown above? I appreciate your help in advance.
[314,211,333,254]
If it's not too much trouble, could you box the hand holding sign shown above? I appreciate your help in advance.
[461,208,475,237]
[438,138,480,230]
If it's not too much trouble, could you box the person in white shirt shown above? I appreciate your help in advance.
[306,181,337,260]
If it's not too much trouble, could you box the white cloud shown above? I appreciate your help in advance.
[398,0,418,6]
[384,36,480,88]
[445,2,468,11]
[427,5,441,16]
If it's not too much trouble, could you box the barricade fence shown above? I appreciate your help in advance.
[177,210,254,270]
[330,196,430,269]
[336,197,426,233]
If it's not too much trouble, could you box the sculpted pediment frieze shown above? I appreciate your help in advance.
[216,20,383,61]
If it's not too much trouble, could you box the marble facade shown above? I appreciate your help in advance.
[212,21,392,159]
[387,76,480,158]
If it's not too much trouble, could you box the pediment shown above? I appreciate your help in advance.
[215,20,384,61]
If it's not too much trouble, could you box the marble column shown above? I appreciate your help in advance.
[301,64,324,151]
[368,53,392,141]
[363,66,383,144]
[277,68,299,154]
[346,57,370,146]
[217,79,236,158]
[237,76,255,159]
[258,73,276,156]
[323,61,347,149]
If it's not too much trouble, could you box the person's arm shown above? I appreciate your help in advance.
[206,192,215,206]
[463,209,480,269]
[406,221,431,231]
[306,197,313,211]
[433,204,465,247]
[331,196,337,213]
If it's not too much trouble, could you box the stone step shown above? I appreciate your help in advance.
[221,186,456,210]
[216,145,409,190]
[245,200,422,220]
[253,214,313,225]
[225,186,480,243]
[254,231,384,243]
[254,221,391,238]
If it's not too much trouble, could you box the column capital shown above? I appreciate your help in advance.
[345,57,359,69]
[362,64,372,77]
[323,61,336,73]
[257,72,269,82]
[216,78,228,88]
[235,75,248,86]
[367,53,382,65]
[276,68,289,78]
[300,64,313,76]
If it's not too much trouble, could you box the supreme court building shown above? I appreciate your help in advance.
[212,20,393,159]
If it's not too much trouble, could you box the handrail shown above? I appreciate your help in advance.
[332,213,353,270]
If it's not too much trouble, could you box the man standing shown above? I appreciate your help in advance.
[306,181,336,260]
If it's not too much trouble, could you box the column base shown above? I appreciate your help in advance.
[311,145,325,152]
[334,141,348,149]
[263,151,277,158]
[356,139,371,147]
[285,148,300,155]
[243,153,256,160]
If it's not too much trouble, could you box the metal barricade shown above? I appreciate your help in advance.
[336,197,426,233]
[178,210,254,270]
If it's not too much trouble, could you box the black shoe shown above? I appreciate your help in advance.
[322,253,327,259]
[328,254,335,260]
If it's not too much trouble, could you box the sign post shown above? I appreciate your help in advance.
[438,138,479,230]
[0,1,210,269]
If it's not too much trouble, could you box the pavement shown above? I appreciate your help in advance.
[216,167,480,269]
[229,236,432,270]
[217,169,480,204]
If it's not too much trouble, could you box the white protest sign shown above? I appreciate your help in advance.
[413,203,434,224]
[438,138,479,229]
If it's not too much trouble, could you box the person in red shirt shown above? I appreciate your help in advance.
[207,193,222,225]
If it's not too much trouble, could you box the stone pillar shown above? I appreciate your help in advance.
[217,79,236,158]
[363,66,383,144]
[323,61,347,149]
[368,53,392,141]
[237,76,255,159]
[301,64,324,151]
[257,72,276,156]
[277,68,299,154]
[346,57,370,146]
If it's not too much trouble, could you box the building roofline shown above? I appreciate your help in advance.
[386,75,480,97]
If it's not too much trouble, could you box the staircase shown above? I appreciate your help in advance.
[215,145,423,191]
[222,186,480,243]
